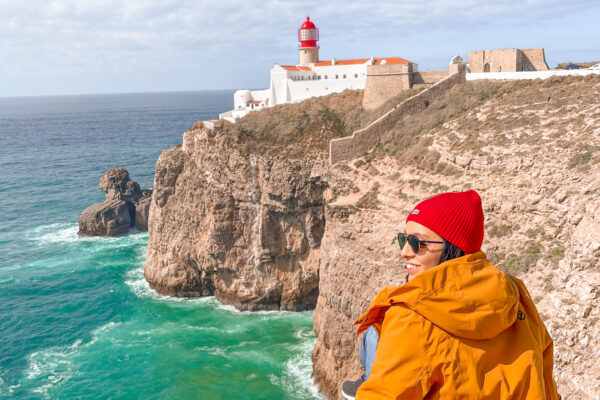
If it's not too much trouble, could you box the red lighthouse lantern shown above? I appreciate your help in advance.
[298,16,319,48]
[297,16,319,65]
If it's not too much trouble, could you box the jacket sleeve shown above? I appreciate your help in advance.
[356,305,436,400]
[542,327,561,400]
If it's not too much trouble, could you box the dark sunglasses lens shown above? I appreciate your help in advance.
[398,233,420,253]
[397,233,405,248]
[407,235,420,253]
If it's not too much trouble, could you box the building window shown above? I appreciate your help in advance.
[335,75,338,79]
[324,75,328,79]
[318,75,321,80]
[343,74,346,79]
[355,74,358,78]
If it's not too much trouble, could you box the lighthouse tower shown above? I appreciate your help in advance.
[298,16,319,66]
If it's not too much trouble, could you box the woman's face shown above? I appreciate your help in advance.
[401,221,444,281]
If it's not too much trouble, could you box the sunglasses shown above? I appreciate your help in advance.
[397,232,444,253]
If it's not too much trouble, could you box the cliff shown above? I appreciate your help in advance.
[144,90,368,310]
[314,75,600,399]
[145,75,600,398]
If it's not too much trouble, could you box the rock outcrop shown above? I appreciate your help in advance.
[144,128,328,310]
[79,168,153,236]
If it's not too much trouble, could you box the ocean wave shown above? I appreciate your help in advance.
[212,300,312,318]
[25,222,149,248]
[124,266,212,305]
[26,343,79,397]
[269,331,324,399]
[22,320,126,398]
[194,346,230,358]
[26,223,79,244]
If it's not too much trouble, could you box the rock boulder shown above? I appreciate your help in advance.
[79,168,152,236]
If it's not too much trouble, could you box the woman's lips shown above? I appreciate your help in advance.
[406,264,419,274]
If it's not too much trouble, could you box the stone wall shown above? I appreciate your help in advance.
[469,48,548,73]
[412,70,449,89]
[520,48,549,71]
[329,64,466,165]
[362,63,412,110]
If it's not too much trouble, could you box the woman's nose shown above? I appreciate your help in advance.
[400,241,414,258]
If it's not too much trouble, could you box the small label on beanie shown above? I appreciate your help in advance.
[411,209,420,215]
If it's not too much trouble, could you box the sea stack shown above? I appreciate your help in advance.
[78,168,152,236]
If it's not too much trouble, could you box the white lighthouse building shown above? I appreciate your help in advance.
[219,17,416,123]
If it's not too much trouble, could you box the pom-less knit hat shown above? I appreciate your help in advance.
[405,190,484,254]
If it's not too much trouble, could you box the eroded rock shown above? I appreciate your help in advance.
[79,168,152,236]
[144,128,327,310]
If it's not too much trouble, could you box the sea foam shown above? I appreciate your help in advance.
[269,328,324,399]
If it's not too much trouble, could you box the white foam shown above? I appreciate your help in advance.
[29,223,80,244]
[212,300,299,316]
[194,346,229,358]
[270,329,324,399]
[124,266,214,305]
[26,223,149,249]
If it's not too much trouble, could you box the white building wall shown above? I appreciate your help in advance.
[270,67,291,106]
[467,69,600,81]
[233,90,251,110]
[287,77,365,102]
[221,61,377,122]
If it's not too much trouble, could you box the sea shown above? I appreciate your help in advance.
[0,91,323,400]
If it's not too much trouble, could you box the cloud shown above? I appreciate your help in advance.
[1,0,599,95]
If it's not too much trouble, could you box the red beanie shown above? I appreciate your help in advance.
[405,190,484,254]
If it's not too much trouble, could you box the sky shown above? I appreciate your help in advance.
[1,0,600,97]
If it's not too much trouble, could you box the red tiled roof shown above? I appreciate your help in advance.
[314,57,413,67]
[280,57,413,72]
[247,100,262,104]
[281,65,312,71]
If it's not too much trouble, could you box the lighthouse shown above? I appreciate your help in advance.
[219,17,418,123]
[298,16,319,66]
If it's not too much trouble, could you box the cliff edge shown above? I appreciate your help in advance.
[144,90,369,310]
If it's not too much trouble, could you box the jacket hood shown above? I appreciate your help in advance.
[362,252,520,340]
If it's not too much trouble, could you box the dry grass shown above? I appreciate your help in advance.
[217,88,420,159]
[375,74,600,173]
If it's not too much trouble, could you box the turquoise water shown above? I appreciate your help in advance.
[0,92,322,399]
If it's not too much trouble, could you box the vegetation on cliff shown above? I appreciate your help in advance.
[218,88,419,158]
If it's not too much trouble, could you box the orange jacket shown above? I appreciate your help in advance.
[354,251,560,399]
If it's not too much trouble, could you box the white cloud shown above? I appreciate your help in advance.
[0,0,599,95]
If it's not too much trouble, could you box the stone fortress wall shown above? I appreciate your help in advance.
[362,64,451,110]
[330,62,466,164]
[468,48,549,73]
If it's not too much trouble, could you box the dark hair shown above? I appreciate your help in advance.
[439,240,465,264]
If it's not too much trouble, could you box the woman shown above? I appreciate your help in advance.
[342,190,560,399]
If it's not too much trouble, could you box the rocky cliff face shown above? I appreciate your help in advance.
[313,76,600,400]
[144,127,328,310]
